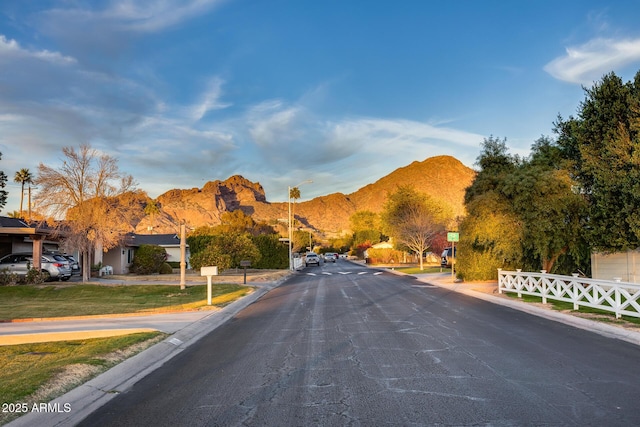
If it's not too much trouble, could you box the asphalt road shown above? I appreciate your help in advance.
[79,260,640,426]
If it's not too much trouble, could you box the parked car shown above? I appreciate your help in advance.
[324,252,337,262]
[304,252,321,267]
[62,254,81,275]
[0,252,72,281]
[441,247,457,268]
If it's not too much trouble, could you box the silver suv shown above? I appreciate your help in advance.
[0,252,72,281]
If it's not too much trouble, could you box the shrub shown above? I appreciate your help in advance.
[130,244,167,274]
[366,248,404,264]
[0,270,21,286]
[189,244,232,272]
[251,234,288,269]
[25,268,47,284]
[159,262,173,274]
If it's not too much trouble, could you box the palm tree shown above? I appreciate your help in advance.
[289,186,301,227]
[13,168,33,219]
[144,200,161,233]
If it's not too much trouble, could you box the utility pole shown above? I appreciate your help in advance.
[180,223,186,290]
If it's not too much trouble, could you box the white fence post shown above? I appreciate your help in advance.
[497,269,640,320]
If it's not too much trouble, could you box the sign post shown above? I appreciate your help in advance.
[240,260,251,284]
[200,266,218,305]
[446,232,459,279]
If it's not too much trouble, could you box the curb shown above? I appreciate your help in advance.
[6,274,292,427]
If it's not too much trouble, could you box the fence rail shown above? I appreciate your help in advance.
[498,269,640,319]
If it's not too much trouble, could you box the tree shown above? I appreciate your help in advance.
[503,137,588,272]
[13,168,33,219]
[457,192,523,280]
[458,137,522,280]
[0,153,7,212]
[458,136,589,279]
[289,186,301,202]
[144,199,161,232]
[555,71,640,251]
[349,210,380,232]
[350,210,383,251]
[381,186,450,270]
[34,145,136,282]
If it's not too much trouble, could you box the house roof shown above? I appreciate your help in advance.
[126,233,185,247]
[0,216,54,236]
[0,217,28,228]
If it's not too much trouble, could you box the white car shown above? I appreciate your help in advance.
[305,253,321,267]
[323,252,337,262]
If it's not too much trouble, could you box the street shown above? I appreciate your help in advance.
[79,260,640,426]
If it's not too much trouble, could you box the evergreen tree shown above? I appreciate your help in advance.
[555,71,640,251]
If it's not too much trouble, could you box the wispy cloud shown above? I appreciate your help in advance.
[238,98,484,199]
[0,35,76,65]
[544,37,640,85]
[41,0,226,35]
[190,77,231,122]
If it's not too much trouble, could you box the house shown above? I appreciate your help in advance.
[0,216,61,270]
[591,250,640,284]
[101,233,190,274]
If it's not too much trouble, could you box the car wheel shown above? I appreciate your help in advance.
[41,270,51,282]
[61,276,70,281]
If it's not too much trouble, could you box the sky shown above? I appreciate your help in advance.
[3,0,640,213]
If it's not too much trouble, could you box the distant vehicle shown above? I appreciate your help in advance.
[62,255,81,275]
[0,252,72,281]
[441,247,457,268]
[305,253,321,267]
[324,252,337,262]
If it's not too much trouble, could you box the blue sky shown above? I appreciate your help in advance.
[2,0,640,213]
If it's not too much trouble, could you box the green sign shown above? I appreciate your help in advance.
[447,232,459,242]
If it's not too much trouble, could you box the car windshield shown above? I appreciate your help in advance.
[52,255,68,262]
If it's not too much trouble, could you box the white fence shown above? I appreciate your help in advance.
[498,269,640,319]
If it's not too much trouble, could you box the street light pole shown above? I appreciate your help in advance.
[288,186,292,270]
[288,180,312,270]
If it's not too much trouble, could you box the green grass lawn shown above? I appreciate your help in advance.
[0,332,164,425]
[506,293,640,326]
[391,266,449,274]
[0,283,254,423]
[0,283,250,320]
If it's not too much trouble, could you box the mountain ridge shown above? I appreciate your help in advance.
[135,155,476,238]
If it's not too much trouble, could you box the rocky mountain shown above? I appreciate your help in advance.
[135,155,476,239]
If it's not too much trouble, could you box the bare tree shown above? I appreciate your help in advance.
[34,145,137,281]
[381,186,450,271]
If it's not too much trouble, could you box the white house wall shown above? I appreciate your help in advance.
[591,250,639,283]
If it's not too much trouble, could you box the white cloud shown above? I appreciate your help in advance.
[107,0,226,33]
[0,35,76,65]
[190,77,231,122]
[40,0,225,36]
[544,38,640,85]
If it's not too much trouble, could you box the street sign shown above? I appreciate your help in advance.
[447,232,459,242]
